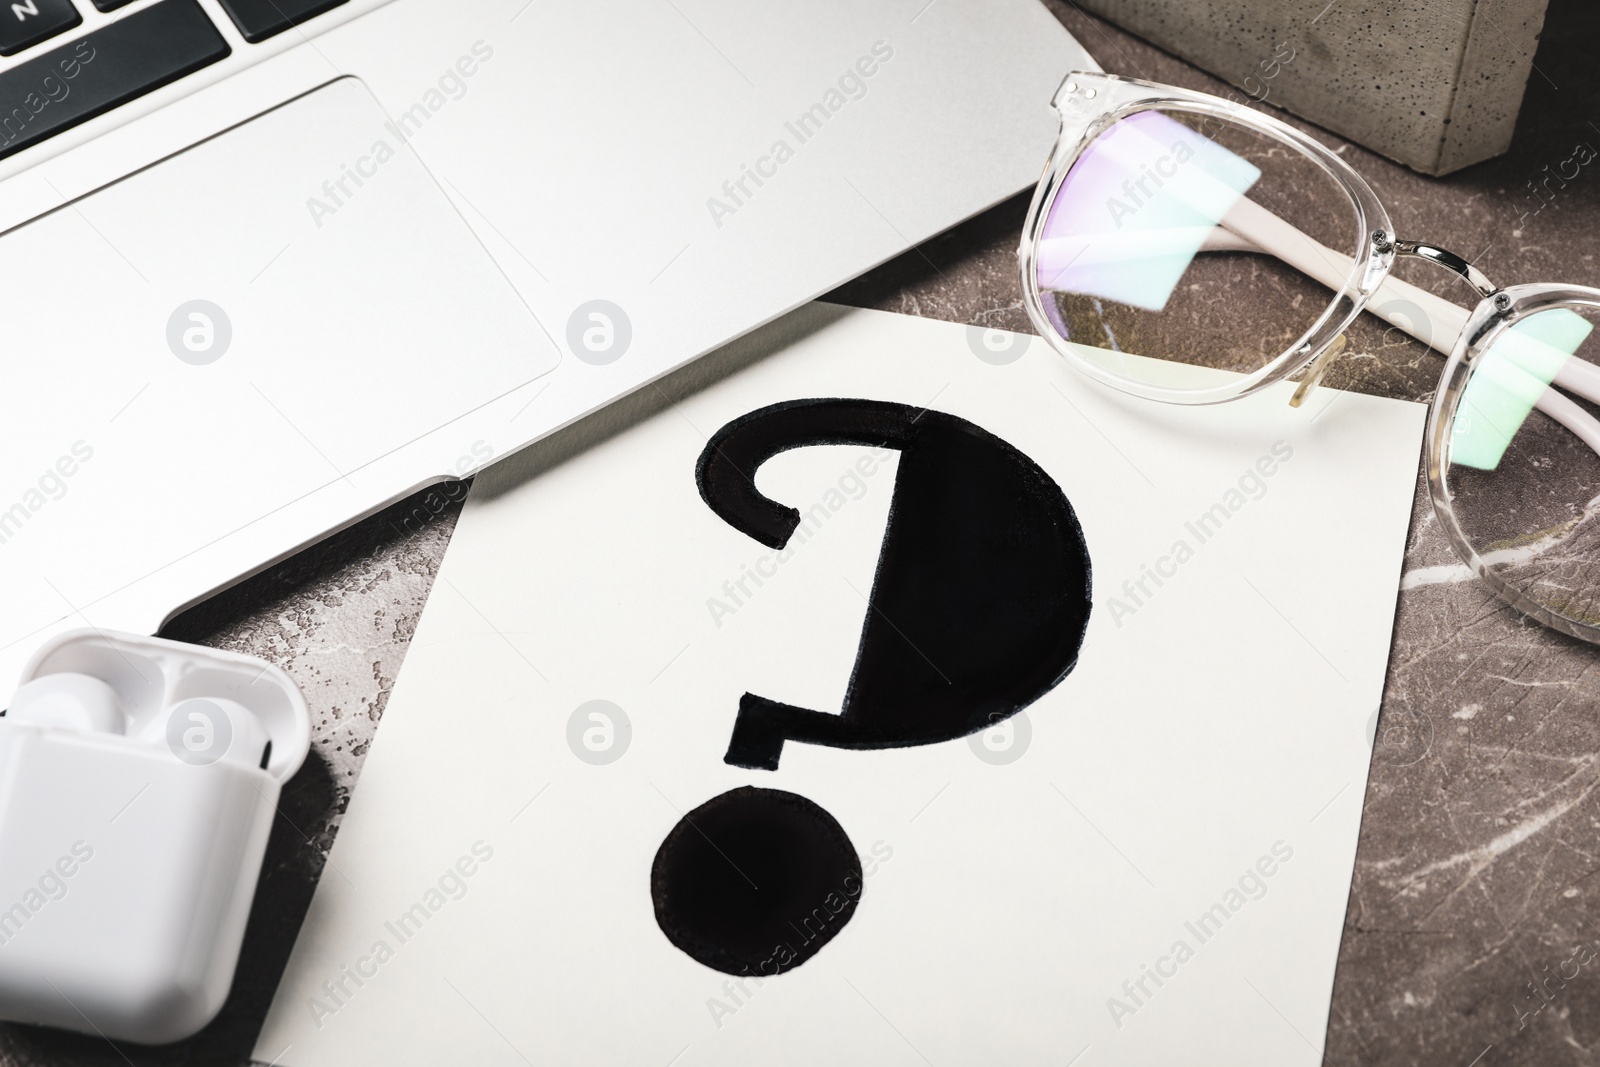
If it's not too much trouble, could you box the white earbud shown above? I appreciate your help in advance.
[5,676,272,770]
[7,673,125,735]
[159,697,272,770]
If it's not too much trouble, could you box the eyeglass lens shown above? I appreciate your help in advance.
[1034,107,1361,392]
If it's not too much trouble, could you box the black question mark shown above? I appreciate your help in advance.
[651,399,1092,977]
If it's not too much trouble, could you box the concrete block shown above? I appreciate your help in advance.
[1072,0,1550,175]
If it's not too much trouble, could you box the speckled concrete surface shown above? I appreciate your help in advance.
[2,2,1596,1065]
[1071,0,1549,175]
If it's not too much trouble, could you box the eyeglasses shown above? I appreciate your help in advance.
[1018,71,1600,645]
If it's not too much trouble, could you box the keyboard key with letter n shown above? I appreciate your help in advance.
[0,0,230,162]
[0,0,81,57]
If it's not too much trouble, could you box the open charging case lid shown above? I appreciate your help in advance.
[15,629,311,783]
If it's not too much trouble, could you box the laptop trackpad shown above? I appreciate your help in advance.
[0,77,558,667]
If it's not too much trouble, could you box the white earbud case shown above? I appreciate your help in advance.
[0,630,310,1044]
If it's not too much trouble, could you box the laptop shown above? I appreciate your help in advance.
[0,0,1095,687]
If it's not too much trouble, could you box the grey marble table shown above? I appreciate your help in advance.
[5,2,1597,1065]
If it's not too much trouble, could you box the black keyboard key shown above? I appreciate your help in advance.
[0,0,81,57]
[0,0,229,161]
[91,0,137,11]
[216,0,347,43]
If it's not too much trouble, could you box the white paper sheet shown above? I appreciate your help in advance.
[256,304,1425,1066]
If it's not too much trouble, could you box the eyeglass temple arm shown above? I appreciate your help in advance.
[1213,199,1600,423]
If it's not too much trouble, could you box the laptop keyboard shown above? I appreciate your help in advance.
[0,0,355,162]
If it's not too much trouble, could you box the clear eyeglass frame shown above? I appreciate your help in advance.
[1018,70,1600,646]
